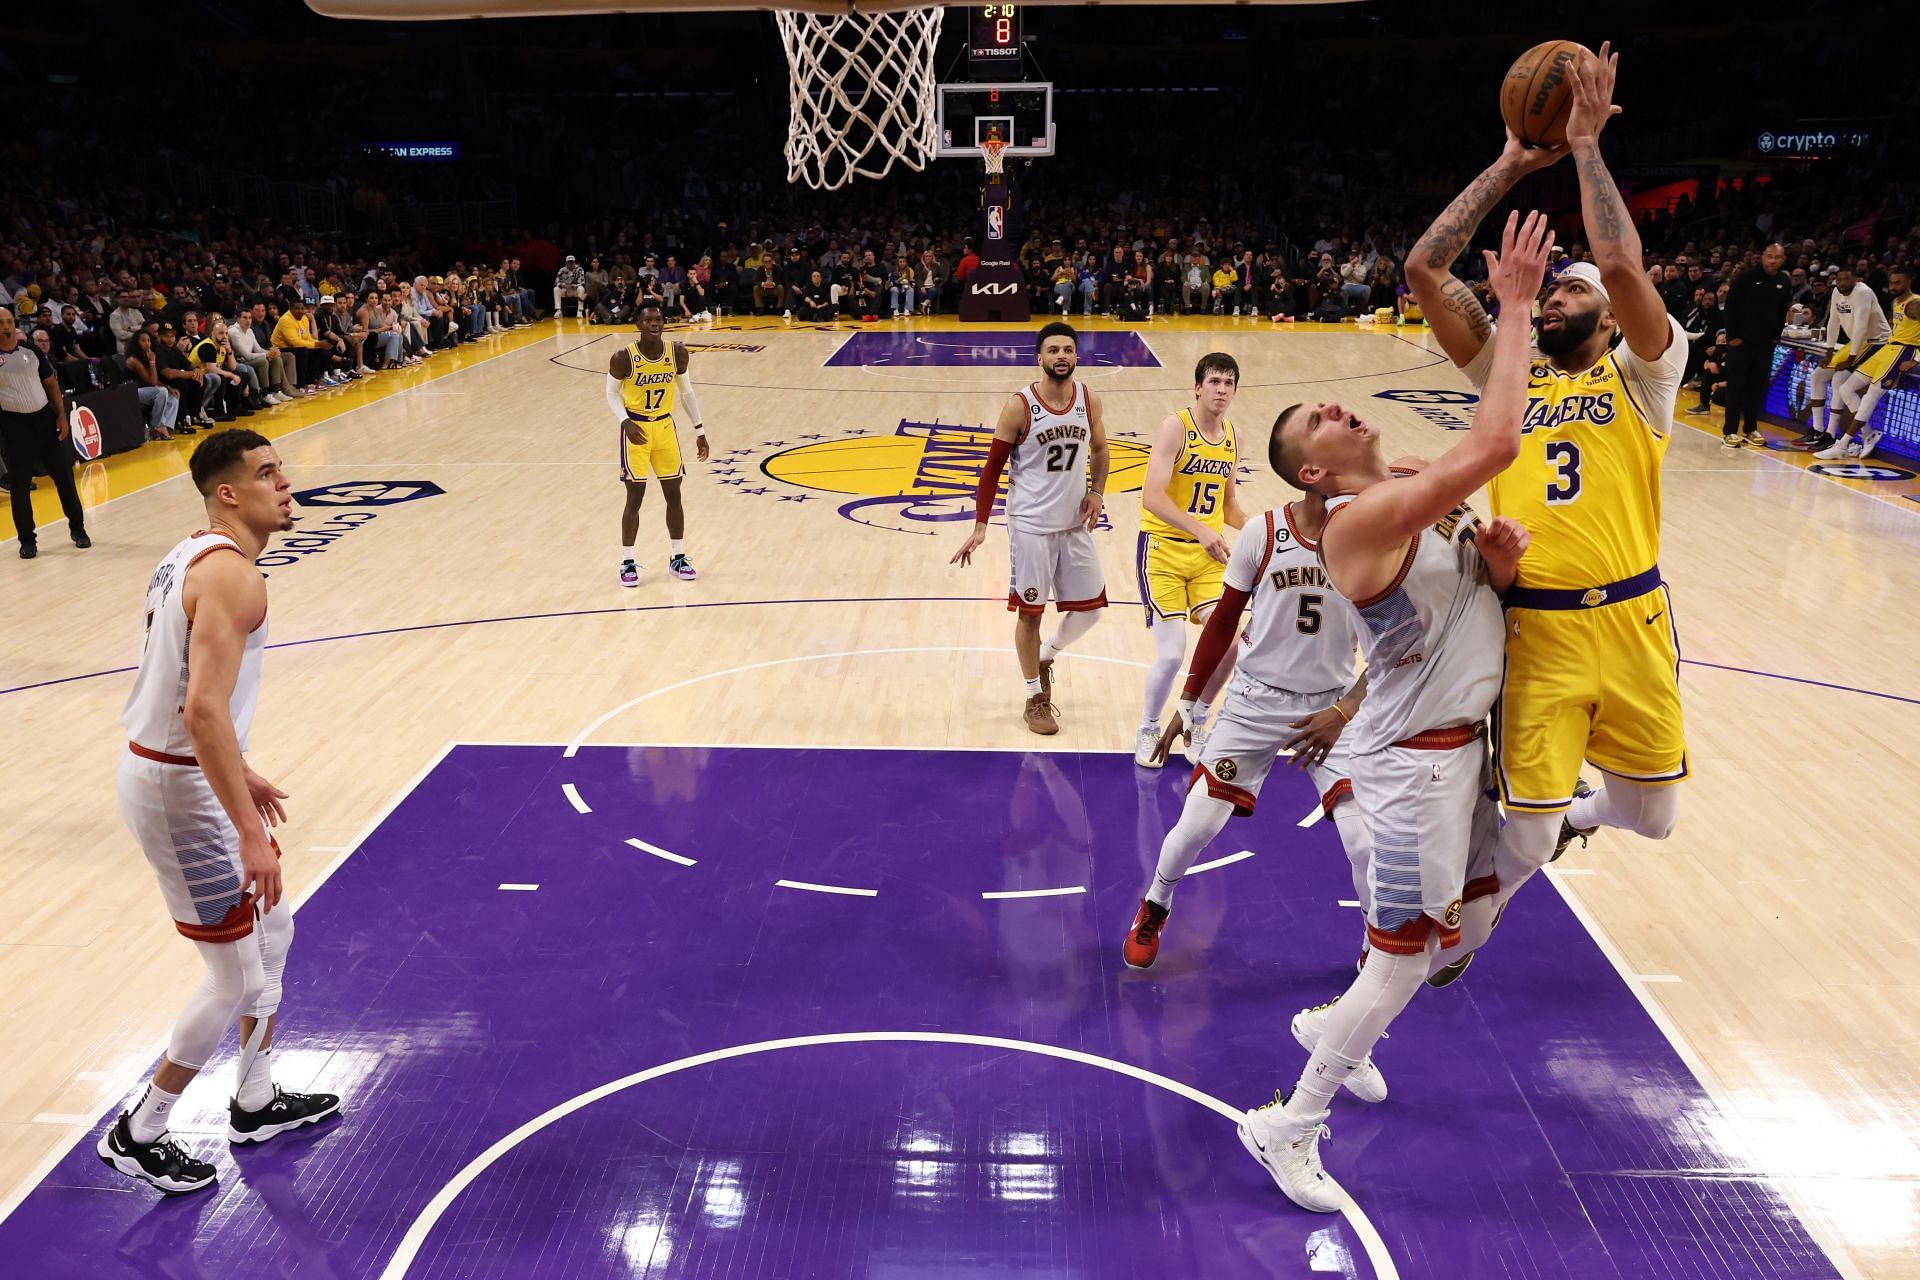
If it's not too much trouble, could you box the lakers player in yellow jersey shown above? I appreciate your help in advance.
[1406,43,1687,979]
[1820,267,1919,460]
[1136,352,1246,767]
[605,298,708,585]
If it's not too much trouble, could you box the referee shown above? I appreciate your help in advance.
[1720,243,1793,449]
[0,307,90,559]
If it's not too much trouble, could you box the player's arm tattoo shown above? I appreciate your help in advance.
[1411,161,1520,271]
[1574,143,1628,254]
[1436,276,1493,344]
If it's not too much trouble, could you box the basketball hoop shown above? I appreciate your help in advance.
[776,6,945,191]
[981,135,1007,178]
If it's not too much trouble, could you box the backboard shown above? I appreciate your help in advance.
[935,82,1054,159]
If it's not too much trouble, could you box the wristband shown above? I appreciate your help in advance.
[1331,702,1352,723]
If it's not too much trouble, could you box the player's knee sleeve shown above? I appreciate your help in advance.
[1856,383,1887,421]
[1617,780,1679,841]
[248,902,294,1018]
[1808,365,1831,396]
[1321,944,1427,1062]
[1153,616,1187,663]
[1492,810,1560,888]
[168,938,259,1070]
[1331,800,1373,909]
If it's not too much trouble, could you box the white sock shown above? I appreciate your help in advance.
[129,1082,182,1143]
[1025,677,1042,698]
[1811,399,1827,432]
[1142,619,1186,726]
[1146,788,1234,908]
[237,1048,275,1111]
[670,539,685,557]
[619,546,636,564]
[1287,946,1428,1113]
[1040,609,1100,663]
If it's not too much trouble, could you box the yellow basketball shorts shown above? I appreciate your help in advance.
[1856,342,1916,384]
[618,414,683,481]
[1493,583,1689,813]
[1136,532,1224,627]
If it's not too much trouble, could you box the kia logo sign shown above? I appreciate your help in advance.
[969,282,1020,296]
[71,405,104,460]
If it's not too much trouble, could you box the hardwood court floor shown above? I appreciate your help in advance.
[1,314,1917,1277]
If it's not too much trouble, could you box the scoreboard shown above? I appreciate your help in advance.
[969,5,1022,73]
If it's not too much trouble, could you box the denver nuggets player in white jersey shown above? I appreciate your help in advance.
[105,430,339,1196]
[954,322,1111,735]
[605,298,709,586]
[1244,210,1550,1215]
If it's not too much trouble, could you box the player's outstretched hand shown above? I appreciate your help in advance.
[1499,127,1569,176]
[1566,41,1622,148]
[1484,210,1555,310]
[1284,708,1349,770]
[951,525,987,567]
[1475,515,1531,582]
[696,432,710,462]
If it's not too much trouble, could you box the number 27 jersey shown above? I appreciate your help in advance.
[1463,313,1687,590]
[1007,380,1092,534]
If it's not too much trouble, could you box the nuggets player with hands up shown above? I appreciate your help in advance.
[1405,43,1692,986]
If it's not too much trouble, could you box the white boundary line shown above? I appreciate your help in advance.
[560,783,591,814]
[774,879,878,898]
[625,837,696,867]
[497,884,539,892]
[371,1030,1400,1280]
[563,647,1151,757]
[0,739,458,1227]
[981,886,1085,900]
[1187,849,1255,876]
[1542,873,1868,1280]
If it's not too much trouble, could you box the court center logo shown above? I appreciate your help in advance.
[293,480,446,506]
[1373,388,1480,431]
[257,480,446,573]
[759,419,1151,535]
[1806,462,1915,482]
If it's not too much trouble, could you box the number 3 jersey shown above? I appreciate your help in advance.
[1008,380,1093,534]
[1462,313,1687,590]
[1224,503,1360,694]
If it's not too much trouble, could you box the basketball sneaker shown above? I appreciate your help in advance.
[1289,998,1388,1103]
[1037,658,1055,700]
[1238,1092,1343,1213]
[1552,777,1595,862]
[1182,713,1209,766]
[1427,951,1474,988]
[670,554,697,580]
[619,559,639,587]
[228,1086,341,1144]
[1858,429,1883,459]
[1133,722,1163,767]
[1024,693,1059,735]
[1802,431,1837,453]
[1813,437,1852,460]
[97,1114,216,1193]
[1123,897,1169,969]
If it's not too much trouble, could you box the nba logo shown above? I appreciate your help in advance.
[987,205,1004,241]
[71,405,103,461]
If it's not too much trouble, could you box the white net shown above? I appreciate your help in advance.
[776,6,945,191]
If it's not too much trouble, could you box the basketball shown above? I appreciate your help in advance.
[1500,39,1592,147]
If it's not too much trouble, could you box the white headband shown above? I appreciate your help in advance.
[1556,261,1611,303]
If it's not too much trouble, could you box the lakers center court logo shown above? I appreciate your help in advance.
[761,419,1152,535]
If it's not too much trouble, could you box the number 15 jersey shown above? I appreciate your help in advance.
[1140,407,1236,541]
[1463,313,1687,590]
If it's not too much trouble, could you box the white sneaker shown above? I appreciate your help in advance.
[1813,437,1851,460]
[782,309,793,321]
[1134,723,1164,769]
[1857,430,1881,459]
[1238,1095,1344,1213]
[1290,999,1388,1103]
[1183,715,1209,766]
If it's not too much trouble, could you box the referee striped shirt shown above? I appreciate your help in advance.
[0,338,52,413]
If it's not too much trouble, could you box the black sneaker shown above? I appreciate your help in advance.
[1552,778,1596,863]
[96,1113,217,1193]
[19,542,37,560]
[1802,432,1836,452]
[1426,951,1474,988]
[228,1086,341,1144]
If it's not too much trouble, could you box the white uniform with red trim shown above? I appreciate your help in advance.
[1193,504,1361,817]
[1004,380,1107,616]
[1322,486,1504,955]
[116,532,273,943]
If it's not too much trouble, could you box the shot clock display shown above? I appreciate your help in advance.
[969,6,1022,71]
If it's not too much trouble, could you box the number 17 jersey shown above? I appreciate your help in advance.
[1463,313,1687,590]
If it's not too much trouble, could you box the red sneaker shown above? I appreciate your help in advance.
[1123,898,1170,969]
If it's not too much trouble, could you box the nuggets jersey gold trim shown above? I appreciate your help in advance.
[1140,408,1235,540]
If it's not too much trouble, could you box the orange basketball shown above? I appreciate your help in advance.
[1500,39,1592,147]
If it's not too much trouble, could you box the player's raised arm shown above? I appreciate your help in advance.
[1081,387,1110,531]
[1406,132,1567,367]
[1328,211,1551,577]
[1565,43,1668,362]
[952,391,1028,566]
